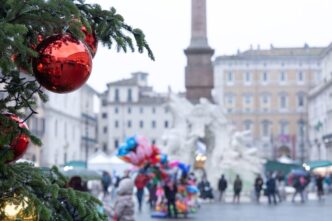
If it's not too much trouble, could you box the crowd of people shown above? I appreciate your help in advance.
[65,169,332,220]
[213,172,332,205]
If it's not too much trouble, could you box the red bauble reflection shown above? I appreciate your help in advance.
[82,26,98,57]
[1,114,30,162]
[32,34,92,93]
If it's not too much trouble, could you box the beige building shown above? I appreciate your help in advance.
[214,44,324,161]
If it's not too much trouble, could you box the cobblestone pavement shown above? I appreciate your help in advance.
[135,195,332,221]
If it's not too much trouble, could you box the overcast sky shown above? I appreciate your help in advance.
[86,0,332,93]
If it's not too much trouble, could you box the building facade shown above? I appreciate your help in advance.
[23,84,99,167]
[214,44,324,161]
[308,45,332,161]
[99,72,172,152]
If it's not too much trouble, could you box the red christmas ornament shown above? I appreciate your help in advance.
[33,34,92,93]
[81,26,98,57]
[1,114,30,162]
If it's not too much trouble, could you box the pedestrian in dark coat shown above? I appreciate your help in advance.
[266,174,277,205]
[164,180,178,218]
[218,174,228,202]
[233,175,242,203]
[254,174,263,203]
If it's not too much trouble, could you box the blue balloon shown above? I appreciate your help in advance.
[117,145,129,156]
[126,137,137,150]
[187,185,199,193]
[178,163,190,174]
[160,154,168,165]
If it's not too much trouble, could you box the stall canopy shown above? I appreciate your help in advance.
[265,160,302,175]
[305,160,332,170]
[88,152,130,175]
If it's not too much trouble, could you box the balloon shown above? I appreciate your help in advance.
[127,152,139,165]
[178,163,190,174]
[168,160,180,168]
[187,185,199,193]
[33,34,92,93]
[126,137,137,150]
[160,154,168,165]
[135,146,146,163]
[117,145,129,156]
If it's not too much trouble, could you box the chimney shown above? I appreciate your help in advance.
[237,49,240,55]
[257,44,260,50]
[250,44,253,50]
[270,44,274,49]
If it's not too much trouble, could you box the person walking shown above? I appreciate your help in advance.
[266,173,277,205]
[164,179,178,218]
[218,174,228,202]
[291,176,305,203]
[112,178,135,221]
[101,171,112,197]
[316,174,324,200]
[254,174,263,203]
[134,173,150,212]
[233,175,242,204]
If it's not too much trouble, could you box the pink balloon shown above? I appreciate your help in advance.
[169,160,180,168]
[136,146,146,163]
[128,152,139,165]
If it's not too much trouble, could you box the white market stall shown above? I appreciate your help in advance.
[88,152,131,176]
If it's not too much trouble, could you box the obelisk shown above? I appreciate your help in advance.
[184,0,214,103]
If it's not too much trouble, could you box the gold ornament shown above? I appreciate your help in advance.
[0,196,37,221]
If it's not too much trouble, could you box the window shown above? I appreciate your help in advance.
[152,139,156,145]
[225,94,234,105]
[279,94,288,110]
[261,72,268,83]
[114,88,119,102]
[64,122,67,140]
[139,120,144,128]
[103,143,108,152]
[114,107,119,114]
[297,94,305,108]
[298,120,306,137]
[55,119,58,137]
[280,71,287,83]
[244,72,251,84]
[152,107,156,114]
[261,121,270,137]
[262,94,269,104]
[114,121,119,128]
[227,71,233,83]
[102,113,108,119]
[127,89,132,102]
[280,121,289,135]
[243,120,252,131]
[244,94,252,104]
[164,107,169,113]
[127,107,131,114]
[164,121,169,128]
[140,107,144,114]
[127,120,132,128]
[103,126,108,133]
[114,139,119,149]
[152,120,156,128]
[297,71,304,83]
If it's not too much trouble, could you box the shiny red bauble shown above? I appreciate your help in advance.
[82,26,98,57]
[1,114,30,162]
[32,34,92,93]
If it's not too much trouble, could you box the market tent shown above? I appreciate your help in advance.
[88,152,130,175]
[305,160,332,170]
[265,160,302,175]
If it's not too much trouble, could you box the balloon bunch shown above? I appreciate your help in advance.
[117,136,166,167]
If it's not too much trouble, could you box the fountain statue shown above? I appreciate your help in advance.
[161,93,265,191]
